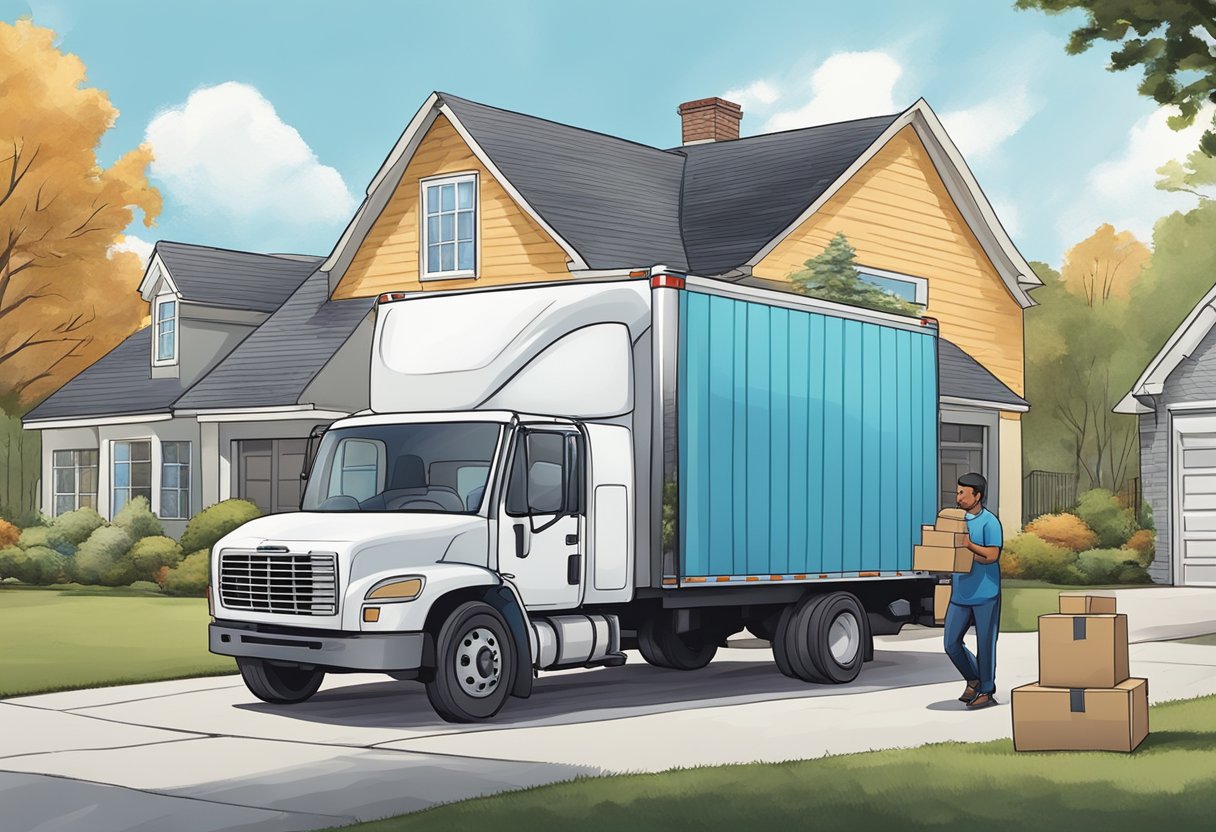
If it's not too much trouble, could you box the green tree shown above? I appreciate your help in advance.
[1015,0,1216,155]
[788,232,918,316]
[1156,147,1216,198]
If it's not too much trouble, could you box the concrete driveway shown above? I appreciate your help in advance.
[3,586,1215,832]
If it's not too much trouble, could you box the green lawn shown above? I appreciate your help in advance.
[999,579,1148,632]
[0,584,234,698]
[327,694,1216,832]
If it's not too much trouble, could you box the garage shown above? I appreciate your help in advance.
[1173,416,1216,586]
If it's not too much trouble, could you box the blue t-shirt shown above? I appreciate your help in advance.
[951,507,1003,605]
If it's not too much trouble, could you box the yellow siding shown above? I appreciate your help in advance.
[754,125,1025,397]
[332,115,573,300]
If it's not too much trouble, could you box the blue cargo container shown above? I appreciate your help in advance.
[675,286,939,579]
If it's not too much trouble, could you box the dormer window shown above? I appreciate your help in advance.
[421,173,477,279]
[154,296,178,364]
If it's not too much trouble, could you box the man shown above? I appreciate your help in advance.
[943,472,1003,710]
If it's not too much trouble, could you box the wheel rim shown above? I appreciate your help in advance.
[827,611,861,664]
[455,626,501,698]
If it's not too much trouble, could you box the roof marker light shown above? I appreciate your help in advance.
[378,292,408,304]
[650,274,686,290]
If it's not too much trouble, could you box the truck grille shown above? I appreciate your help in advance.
[218,550,338,616]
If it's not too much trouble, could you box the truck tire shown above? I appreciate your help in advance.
[237,657,325,704]
[637,609,718,670]
[774,595,831,683]
[425,601,515,722]
[797,592,867,684]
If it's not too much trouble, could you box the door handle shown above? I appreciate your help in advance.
[567,554,581,585]
[565,533,579,546]
[514,524,528,558]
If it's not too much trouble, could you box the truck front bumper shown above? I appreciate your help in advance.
[209,620,425,672]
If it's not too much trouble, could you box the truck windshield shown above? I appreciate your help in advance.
[300,422,502,513]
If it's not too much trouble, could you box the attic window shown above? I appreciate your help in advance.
[421,173,477,279]
[856,267,928,306]
[154,297,178,364]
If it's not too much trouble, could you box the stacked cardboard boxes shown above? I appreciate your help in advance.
[914,508,973,573]
[1012,593,1149,752]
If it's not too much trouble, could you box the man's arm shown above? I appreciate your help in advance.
[966,515,1001,564]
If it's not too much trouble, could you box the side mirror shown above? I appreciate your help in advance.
[302,424,327,481]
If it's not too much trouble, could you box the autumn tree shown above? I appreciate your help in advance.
[1015,0,1216,155]
[788,232,918,316]
[0,20,161,407]
[1058,223,1150,305]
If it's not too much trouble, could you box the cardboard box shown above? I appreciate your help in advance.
[934,583,951,624]
[1012,678,1149,752]
[913,545,973,573]
[1039,613,1129,688]
[935,508,969,534]
[922,529,969,548]
[1059,592,1117,615]
[922,524,936,534]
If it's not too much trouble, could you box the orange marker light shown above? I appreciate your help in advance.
[363,607,381,623]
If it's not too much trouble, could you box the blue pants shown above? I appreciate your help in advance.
[944,596,1001,696]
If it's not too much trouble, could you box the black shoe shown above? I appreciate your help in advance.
[966,692,998,709]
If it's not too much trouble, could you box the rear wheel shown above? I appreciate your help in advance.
[425,601,515,723]
[638,609,718,670]
[775,595,831,682]
[237,658,325,704]
[797,592,867,684]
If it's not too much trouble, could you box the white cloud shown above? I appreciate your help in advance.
[989,198,1022,238]
[721,80,779,111]
[1060,104,1216,251]
[146,82,355,227]
[107,234,154,266]
[940,86,1039,160]
[761,52,903,133]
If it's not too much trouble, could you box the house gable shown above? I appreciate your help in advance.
[330,113,576,300]
[752,124,1026,397]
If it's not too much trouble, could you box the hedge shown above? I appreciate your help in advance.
[73,525,136,586]
[1074,489,1137,549]
[113,496,164,543]
[163,549,209,596]
[51,507,105,546]
[179,499,261,555]
[1023,513,1097,552]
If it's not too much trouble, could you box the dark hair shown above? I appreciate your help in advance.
[958,472,987,501]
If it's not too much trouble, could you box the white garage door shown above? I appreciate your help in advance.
[1173,417,1216,586]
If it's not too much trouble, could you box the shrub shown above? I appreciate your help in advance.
[1123,529,1156,567]
[1076,548,1140,584]
[999,550,1022,578]
[163,549,209,596]
[1023,513,1097,552]
[129,580,162,593]
[74,525,136,586]
[126,535,183,582]
[9,545,69,585]
[179,499,261,555]
[51,507,105,546]
[18,525,75,556]
[113,496,164,542]
[1005,533,1084,584]
[1074,489,1137,549]
[0,505,44,528]
[0,518,18,549]
[1139,500,1155,532]
[0,546,24,580]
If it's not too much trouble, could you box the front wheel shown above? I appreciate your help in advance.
[237,657,325,704]
[425,601,515,722]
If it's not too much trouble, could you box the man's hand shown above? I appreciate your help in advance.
[966,538,1000,564]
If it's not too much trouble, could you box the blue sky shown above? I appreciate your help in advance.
[5,0,1213,269]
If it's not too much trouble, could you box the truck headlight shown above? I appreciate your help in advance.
[365,576,425,602]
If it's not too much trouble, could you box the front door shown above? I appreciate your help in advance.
[1173,415,1216,586]
[497,427,584,609]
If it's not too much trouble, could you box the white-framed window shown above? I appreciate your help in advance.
[154,296,178,364]
[160,441,191,520]
[420,173,477,279]
[52,449,98,515]
[112,440,152,516]
[856,266,928,306]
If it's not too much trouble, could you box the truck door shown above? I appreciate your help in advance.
[497,427,584,610]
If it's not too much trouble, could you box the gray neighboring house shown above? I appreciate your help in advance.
[1117,284,1216,587]
[22,242,374,538]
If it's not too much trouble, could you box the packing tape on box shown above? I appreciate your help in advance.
[1073,618,1086,640]
[1070,689,1085,713]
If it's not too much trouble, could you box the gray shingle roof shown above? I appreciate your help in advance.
[156,241,322,312]
[440,94,689,270]
[173,269,374,410]
[23,328,188,421]
[677,115,898,275]
[940,339,1027,409]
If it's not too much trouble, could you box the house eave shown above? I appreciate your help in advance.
[22,412,174,431]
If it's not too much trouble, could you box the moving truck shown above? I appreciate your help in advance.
[208,268,942,722]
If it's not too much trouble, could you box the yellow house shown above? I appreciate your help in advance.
[324,92,1037,536]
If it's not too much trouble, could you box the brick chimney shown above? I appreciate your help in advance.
[678,97,743,144]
